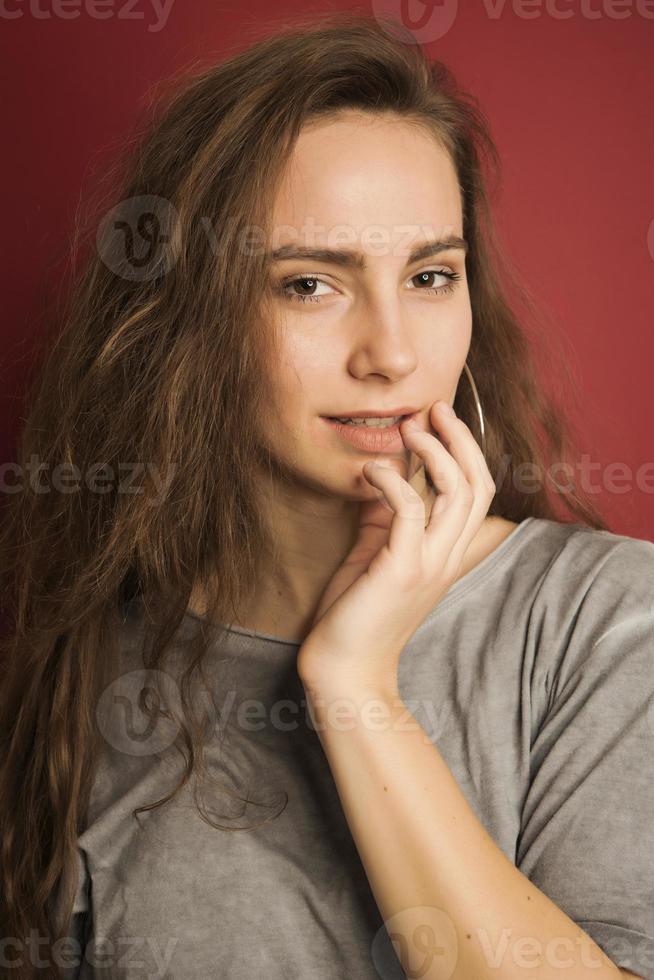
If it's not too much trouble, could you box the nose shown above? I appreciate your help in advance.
[345,296,418,381]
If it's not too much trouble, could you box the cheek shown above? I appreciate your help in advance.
[259,370,317,453]
[418,303,471,361]
[276,336,331,408]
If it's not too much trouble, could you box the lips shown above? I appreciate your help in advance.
[321,415,415,453]
[323,407,418,419]
[329,415,405,425]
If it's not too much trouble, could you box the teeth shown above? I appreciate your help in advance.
[335,416,403,427]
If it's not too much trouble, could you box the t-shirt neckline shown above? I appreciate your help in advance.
[183,516,538,646]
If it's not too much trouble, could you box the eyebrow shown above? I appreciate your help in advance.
[266,235,468,270]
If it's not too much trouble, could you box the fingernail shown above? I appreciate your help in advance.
[438,401,456,417]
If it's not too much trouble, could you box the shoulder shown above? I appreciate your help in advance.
[517,516,654,601]
[521,519,654,702]
[492,518,654,694]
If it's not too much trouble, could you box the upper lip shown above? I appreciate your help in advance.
[325,407,419,418]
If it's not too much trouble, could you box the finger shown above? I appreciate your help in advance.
[424,402,494,560]
[362,462,426,573]
[399,424,472,558]
[429,401,494,500]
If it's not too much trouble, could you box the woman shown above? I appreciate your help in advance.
[1,11,652,980]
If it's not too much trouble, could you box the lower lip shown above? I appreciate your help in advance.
[321,414,416,452]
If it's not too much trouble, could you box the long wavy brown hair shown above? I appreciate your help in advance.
[0,9,610,978]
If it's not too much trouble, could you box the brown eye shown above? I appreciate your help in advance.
[408,270,461,295]
[276,275,336,304]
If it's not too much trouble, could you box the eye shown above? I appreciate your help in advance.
[275,268,462,305]
[276,275,336,304]
[407,269,462,295]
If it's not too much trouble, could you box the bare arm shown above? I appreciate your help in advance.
[303,678,628,980]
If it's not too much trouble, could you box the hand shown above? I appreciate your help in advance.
[296,400,496,695]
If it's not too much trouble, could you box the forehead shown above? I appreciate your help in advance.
[270,112,463,248]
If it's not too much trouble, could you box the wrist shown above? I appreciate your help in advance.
[298,664,400,708]
[299,677,409,743]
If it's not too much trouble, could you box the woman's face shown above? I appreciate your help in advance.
[261,111,472,502]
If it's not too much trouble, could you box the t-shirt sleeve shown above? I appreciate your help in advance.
[516,535,654,979]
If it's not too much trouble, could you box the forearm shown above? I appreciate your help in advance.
[301,679,623,980]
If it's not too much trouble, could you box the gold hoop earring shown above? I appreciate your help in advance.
[461,361,487,459]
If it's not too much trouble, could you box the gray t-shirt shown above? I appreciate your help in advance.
[55,516,654,979]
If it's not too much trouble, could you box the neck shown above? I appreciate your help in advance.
[187,466,505,644]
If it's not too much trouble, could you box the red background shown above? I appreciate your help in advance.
[2,0,653,540]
